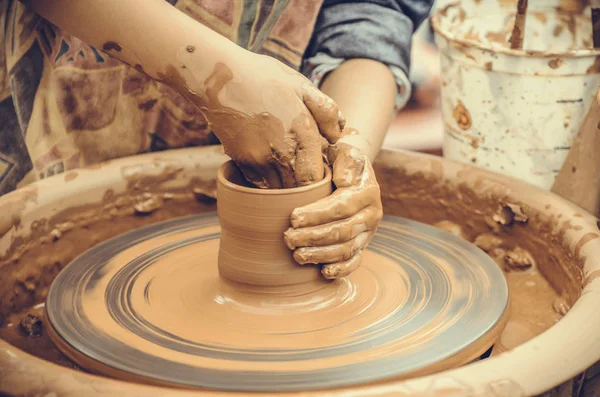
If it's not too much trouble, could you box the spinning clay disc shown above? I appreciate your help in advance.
[46,213,509,392]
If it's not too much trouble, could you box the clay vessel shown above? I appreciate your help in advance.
[217,161,332,294]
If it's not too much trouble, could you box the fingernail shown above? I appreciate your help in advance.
[283,229,296,250]
[322,265,340,279]
[338,111,346,130]
[290,211,304,228]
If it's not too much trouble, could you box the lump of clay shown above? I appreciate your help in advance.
[493,203,528,226]
[193,185,217,203]
[433,220,467,240]
[504,246,535,271]
[19,314,43,338]
[50,221,75,240]
[474,233,504,253]
[553,297,570,316]
[134,193,164,215]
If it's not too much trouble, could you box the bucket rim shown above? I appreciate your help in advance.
[431,1,600,59]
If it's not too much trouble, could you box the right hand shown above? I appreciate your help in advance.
[284,136,383,280]
[180,50,345,188]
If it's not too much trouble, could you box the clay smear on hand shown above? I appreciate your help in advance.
[159,51,328,188]
[285,142,383,279]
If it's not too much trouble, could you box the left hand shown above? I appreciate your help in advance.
[284,140,383,279]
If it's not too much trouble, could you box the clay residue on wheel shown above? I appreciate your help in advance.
[0,305,78,369]
[374,151,584,352]
[0,185,38,238]
[44,214,507,389]
[63,172,79,182]
[102,41,122,52]
[0,180,216,326]
[121,160,184,191]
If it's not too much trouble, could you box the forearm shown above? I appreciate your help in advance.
[319,59,396,162]
[24,0,241,87]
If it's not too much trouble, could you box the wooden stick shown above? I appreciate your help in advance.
[593,7,600,48]
[551,89,600,218]
[509,0,528,49]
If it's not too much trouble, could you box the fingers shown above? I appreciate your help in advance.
[320,136,330,158]
[275,163,297,189]
[291,187,367,228]
[329,144,365,188]
[287,158,382,280]
[289,112,326,187]
[294,231,372,265]
[321,251,364,280]
[301,82,345,144]
[238,163,283,189]
[290,181,379,229]
[284,206,381,249]
[270,134,303,188]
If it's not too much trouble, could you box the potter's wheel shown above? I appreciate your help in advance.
[46,213,509,392]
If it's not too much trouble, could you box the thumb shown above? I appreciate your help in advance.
[328,143,365,188]
[301,82,345,144]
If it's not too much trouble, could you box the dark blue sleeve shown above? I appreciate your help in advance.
[303,0,435,77]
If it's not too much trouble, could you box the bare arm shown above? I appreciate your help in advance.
[319,59,397,162]
[303,0,435,161]
[25,0,238,84]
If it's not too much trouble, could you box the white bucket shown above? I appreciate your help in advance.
[431,0,600,190]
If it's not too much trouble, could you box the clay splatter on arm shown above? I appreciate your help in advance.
[102,41,121,52]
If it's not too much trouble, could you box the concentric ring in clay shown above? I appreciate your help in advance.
[46,213,509,392]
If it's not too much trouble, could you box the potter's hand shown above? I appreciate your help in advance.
[188,51,345,189]
[284,141,383,279]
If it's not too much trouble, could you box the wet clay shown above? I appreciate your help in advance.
[375,152,582,306]
[492,271,561,356]
[0,181,216,326]
[374,152,581,355]
[0,269,556,373]
[0,305,78,370]
[0,185,38,238]
[159,61,326,189]
[0,148,586,395]
[217,161,330,294]
[44,214,508,391]
[284,142,383,279]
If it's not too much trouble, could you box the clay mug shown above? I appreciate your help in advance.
[217,161,332,295]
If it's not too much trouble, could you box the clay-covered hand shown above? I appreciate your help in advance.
[284,141,383,279]
[180,50,344,188]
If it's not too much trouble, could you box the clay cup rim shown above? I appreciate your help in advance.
[217,161,332,195]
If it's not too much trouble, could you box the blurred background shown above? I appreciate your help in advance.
[383,0,453,156]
